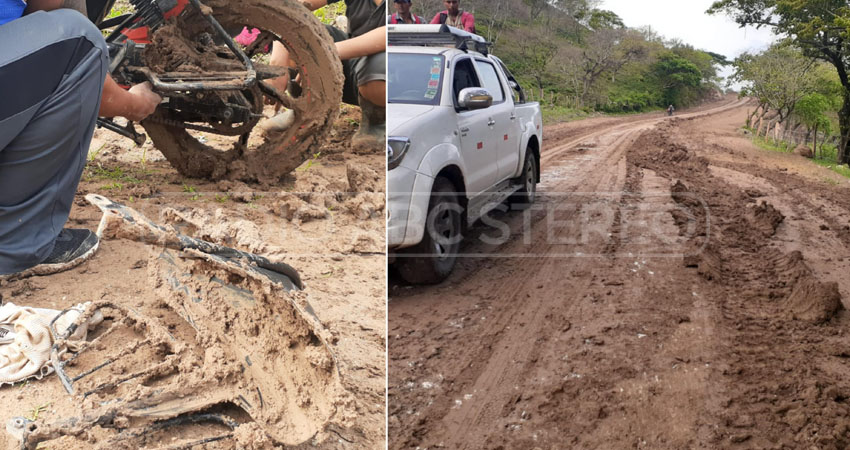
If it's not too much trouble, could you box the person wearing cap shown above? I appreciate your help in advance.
[388,0,424,24]
[430,0,474,33]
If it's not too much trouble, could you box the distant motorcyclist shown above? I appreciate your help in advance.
[667,104,675,116]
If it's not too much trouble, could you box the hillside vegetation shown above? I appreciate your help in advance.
[410,0,727,116]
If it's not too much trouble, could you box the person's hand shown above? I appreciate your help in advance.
[125,82,162,121]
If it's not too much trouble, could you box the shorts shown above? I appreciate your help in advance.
[325,25,386,106]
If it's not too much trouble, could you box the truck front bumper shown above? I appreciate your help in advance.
[388,166,433,250]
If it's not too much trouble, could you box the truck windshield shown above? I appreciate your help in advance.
[388,53,445,106]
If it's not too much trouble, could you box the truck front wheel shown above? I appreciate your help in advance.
[395,177,463,284]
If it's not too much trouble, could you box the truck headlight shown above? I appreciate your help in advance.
[387,137,410,170]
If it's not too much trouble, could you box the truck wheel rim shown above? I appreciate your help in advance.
[525,161,536,202]
[431,207,458,258]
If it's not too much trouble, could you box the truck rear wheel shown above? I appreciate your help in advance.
[396,177,463,285]
[510,149,538,208]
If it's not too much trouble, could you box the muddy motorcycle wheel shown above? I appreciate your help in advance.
[140,0,343,182]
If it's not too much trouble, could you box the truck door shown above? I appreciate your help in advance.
[474,58,521,183]
[452,57,499,195]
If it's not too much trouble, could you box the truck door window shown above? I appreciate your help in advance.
[452,58,481,106]
[474,60,506,104]
[492,55,526,103]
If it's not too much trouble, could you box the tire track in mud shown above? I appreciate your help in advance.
[625,113,850,448]
[390,122,639,449]
[435,129,639,446]
[389,100,747,449]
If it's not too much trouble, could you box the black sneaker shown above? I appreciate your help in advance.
[0,229,99,281]
[41,229,99,266]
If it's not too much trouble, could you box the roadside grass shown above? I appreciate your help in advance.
[542,104,665,125]
[26,402,51,421]
[313,3,345,24]
[84,164,144,190]
[541,105,593,125]
[812,158,850,178]
[749,133,792,153]
[88,143,107,162]
[747,129,850,179]
[182,183,202,201]
[296,152,322,172]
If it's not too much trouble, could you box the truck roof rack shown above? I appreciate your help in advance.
[388,24,492,55]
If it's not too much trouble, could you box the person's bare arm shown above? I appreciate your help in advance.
[23,0,160,121]
[24,0,86,15]
[99,77,162,122]
[336,26,386,60]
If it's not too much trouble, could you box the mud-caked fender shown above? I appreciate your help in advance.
[401,143,467,246]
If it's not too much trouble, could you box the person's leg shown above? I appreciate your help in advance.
[351,51,386,148]
[358,79,386,107]
[0,9,108,275]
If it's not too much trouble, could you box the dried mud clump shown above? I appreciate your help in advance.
[785,278,843,323]
[144,22,211,72]
[346,162,381,193]
[343,162,385,219]
[275,194,329,224]
[748,201,784,237]
[683,243,724,281]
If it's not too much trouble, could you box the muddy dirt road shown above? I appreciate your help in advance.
[388,98,850,449]
[0,107,385,449]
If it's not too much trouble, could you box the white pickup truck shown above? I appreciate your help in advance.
[387,25,543,284]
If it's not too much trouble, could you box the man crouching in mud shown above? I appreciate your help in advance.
[0,0,160,278]
[263,0,386,150]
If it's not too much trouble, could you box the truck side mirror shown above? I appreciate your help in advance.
[458,87,493,110]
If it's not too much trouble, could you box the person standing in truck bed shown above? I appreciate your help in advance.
[388,0,424,24]
[429,0,474,33]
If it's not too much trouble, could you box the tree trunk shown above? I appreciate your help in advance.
[813,123,818,159]
[839,88,850,164]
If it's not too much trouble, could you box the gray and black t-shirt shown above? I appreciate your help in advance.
[328,0,386,38]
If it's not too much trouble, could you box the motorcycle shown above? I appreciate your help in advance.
[88,0,343,181]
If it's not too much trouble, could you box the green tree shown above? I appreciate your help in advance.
[708,0,850,162]
[731,44,816,124]
[588,9,624,30]
[653,52,703,106]
[796,93,833,156]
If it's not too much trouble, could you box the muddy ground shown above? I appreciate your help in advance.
[0,106,386,449]
[388,97,850,449]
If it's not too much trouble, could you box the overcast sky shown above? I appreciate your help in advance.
[600,0,780,86]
